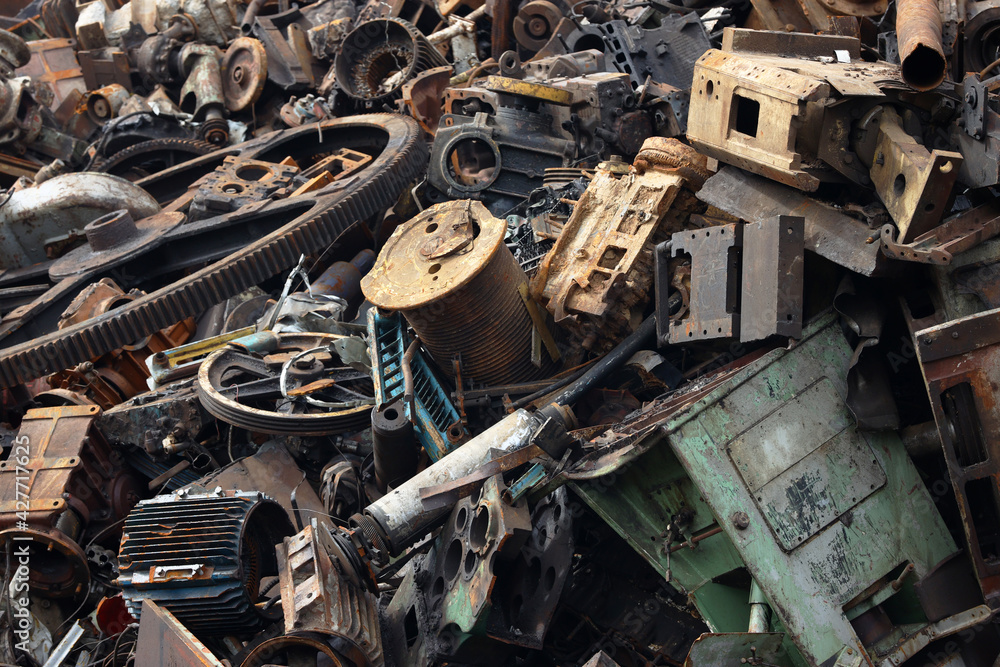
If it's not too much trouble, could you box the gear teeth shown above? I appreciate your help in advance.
[0,114,427,388]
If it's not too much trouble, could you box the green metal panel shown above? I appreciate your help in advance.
[572,313,959,667]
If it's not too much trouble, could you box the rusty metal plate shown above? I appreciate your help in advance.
[0,405,101,519]
[740,215,804,341]
[16,38,86,110]
[134,600,225,667]
[916,307,1000,605]
[721,28,862,59]
[188,441,325,525]
[668,223,742,343]
[698,166,884,277]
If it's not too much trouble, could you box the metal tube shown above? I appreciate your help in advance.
[359,408,541,555]
[748,580,771,633]
[550,314,657,407]
[896,0,946,91]
[427,6,486,44]
[372,400,418,492]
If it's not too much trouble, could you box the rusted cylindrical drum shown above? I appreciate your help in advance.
[896,0,946,91]
[362,200,557,386]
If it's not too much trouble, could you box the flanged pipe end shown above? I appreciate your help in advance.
[84,210,138,251]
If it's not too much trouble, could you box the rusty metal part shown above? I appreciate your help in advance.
[491,0,515,59]
[221,36,266,112]
[401,65,453,135]
[915,309,1000,606]
[78,48,131,92]
[84,83,129,124]
[91,137,219,180]
[178,42,225,122]
[512,0,562,52]
[46,278,196,408]
[48,209,186,281]
[197,332,374,436]
[492,487,573,648]
[335,17,449,109]
[533,138,705,354]
[118,490,293,636]
[188,156,301,222]
[0,29,30,78]
[0,405,140,599]
[0,114,426,388]
[432,63,639,213]
[697,166,884,276]
[251,9,321,91]
[362,200,557,386]
[896,0,946,91]
[189,441,326,527]
[393,479,573,661]
[0,171,161,269]
[423,474,533,635]
[134,600,226,667]
[740,216,804,341]
[657,215,803,345]
[17,37,84,111]
[853,106,961,242]
[0,70,48,154]
[99,376,214,459]
[598,14,711,92]
[688,39,900,192]
[880,200,1000,265]
[664,224,742,343]
[314,249,376,303]
[689,49,829,192]
[275,519,383,665]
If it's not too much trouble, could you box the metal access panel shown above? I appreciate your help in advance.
[573,313,960,667]
[729,378,886,550]
[915,306,1000,607]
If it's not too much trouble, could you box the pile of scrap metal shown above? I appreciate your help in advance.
[3,0,1000,662]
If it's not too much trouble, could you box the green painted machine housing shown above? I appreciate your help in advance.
[571,313,962,666]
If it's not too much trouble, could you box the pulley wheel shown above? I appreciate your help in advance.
[197,332,374,435]
[222,37,268,112]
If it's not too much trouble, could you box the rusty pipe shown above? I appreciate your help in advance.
[896,0,946,91]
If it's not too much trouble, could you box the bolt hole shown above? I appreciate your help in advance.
[893,173,906,196]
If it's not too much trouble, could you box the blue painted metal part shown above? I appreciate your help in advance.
[506,462,546,504]
[367,308,465,461]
